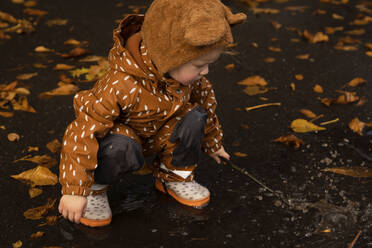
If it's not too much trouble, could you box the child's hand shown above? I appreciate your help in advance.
[58,195,87,224]
[209,145,230,164]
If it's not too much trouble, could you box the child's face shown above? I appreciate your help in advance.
[168,48,224,86]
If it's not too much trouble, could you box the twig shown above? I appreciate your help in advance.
[344,143,372,161]
[221,157,291,207]
[309,114,324,123]
[245,102,281,111]
[349,230,362,248]
[320,118,339,126]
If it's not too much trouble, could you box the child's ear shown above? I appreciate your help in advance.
[183,13,227,47]
[222,5,247,25]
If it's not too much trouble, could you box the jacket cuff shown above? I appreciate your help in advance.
[202,130,223,155]
[61,185,91,197]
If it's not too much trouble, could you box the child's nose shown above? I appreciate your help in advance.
[200,65,209,76]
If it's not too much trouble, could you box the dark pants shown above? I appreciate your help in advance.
[94,105,207,185]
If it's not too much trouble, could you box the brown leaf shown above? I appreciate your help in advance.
[273,134,304,149]
[12,165,58,186]
[46,139,61,154]
[313,84,324,93]
[348,117,365,135]
[23,198,56,220]
[8,132,20,141]
[347,77,366,87]
[45,215,58,225]
[45,18,67,27]
[64,38,81,46]
[295,74,303,80]
[233,152,248,157]
[23,8,48,16]
[334,41,358,51]
[350,16,372,25]
[322,167,372,178]
[296,54,310,59]
[33,63,48,68]
[251,8,280,14]
[344,29,366,35]
[24,1,38,7]
[12,240,22,248]
[34,46,53,52]
[224,64,235,70]
[284,6,308,12]
[30,231,44,239]
[14,154,57,168]
[0,111,14,117]
[303,30,329,43]
[38,84,79,99]
[324,26,344,34]
[365,43,372,50]
[237,75,268,87]
[271,21,282,29]
[299,109,317,118]
[0,11,18,23]
[60,47,90,58]
[332,13,344,20]
[16,72,38,80]
[29,187,43,198]
[355,96,368,106]
[290,82,295,91]
[320,97,333,107]
[268,46,282,52]
[243,86,269,96]
[367,51,372,57]
[314,9,327,15]
[290,119,326,133]
[334,91,359,104]
[79,55,104,63]
[11,96,36,113]
[53,64,75,70]
[264,57,276,63]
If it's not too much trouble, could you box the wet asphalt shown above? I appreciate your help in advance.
[0,0,371,247]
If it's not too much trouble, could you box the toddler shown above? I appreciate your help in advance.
[58,0,246,227]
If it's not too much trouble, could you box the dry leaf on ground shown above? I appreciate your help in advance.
[38,84,79,99]
[79,55,104,62]
[60,47,89,58]
[334,90,359,104]
[346,77,366,87]
[268,46,282,52]
[322,167,372,178]
[313,84,324,93]
[53,64,75,70]
[251,8,280,14]
[350,16,372,25]
[238,75,268,87]
[14,154,57,168]
[345,29,366,35]
[0,111,14,117]
[324,26,344,34]
[12,240,22,248]
[23,198,56,220]
[11,96,36,112]
[348,118,366,135]
[303,30,329,43]
[11,165,58,186]
[45,18,67,27]
[233,152,248,157]
[264,57,275,63]
[29,187,43,198]
[64,38,81,46]
[296,54,310,59]
[8,132,20,141]
[30,231,44,239]
[300,109,317,118]
[273,134,304,149]
[23,8,48,17]
[290,119,326,133]
[16,72,38,80]
[332,13,344,20]
[34,46,53,52]
[295,74,303,80]
[225,64,235,70]
[46,139,61,154]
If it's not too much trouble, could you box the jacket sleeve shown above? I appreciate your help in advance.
[59,73,138,196]
[190,77,223,155]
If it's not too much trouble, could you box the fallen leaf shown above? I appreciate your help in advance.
[299,109,317,118]
[273,134,304,149]
[53,64,75,70]
[11,96,36,113]
[14,154,57,168]
[16,72,38,80]
[33,63,48,68]
[334,41,358,51]
[224,64,235,70]
[314,9,327,15]
[45,215,59,225]
[233,152,248,157]
[23,198,56,220]
[251,42,258,48]
[290,82,295,91]
[8,133,20,141]
[12,165,58,186]
[332,13,344,20]
[347,77,366,87]
[290,119,326,133]
[38,84,79,99]
[296,54,310,59]
[251,8,280,14]
[12,0,24,3]
[64,38,81,46]
[334,90,359,104]
[284,6,308,12]
[24,1,38,7]
[344,29,366,35]
[268,46,282,52]
[365,43,372,50]
[34,46,53,52]
[324,26,344,34]
[45,18,67,27]
[29,187,43,198]
[46,139,61,154]
[348,117,365,135]
[295,74,303,80]
[0,11,18,23]
[79,55,104,62]
[237,75,268,87]
[264,57,276,63]
[27,146,39,152]
[355,96,368,106]
[350,16,372,25]
[322,167,372,178]
[70,67,90,78]
[367,51,372,57]
[303,30,329,43]
[0,111,14,117]
[23,8,48,17]
[30,231,44,239]
[271,21,282,29]
[12,240,22,248]
[243,86,269,96]
[60,47,90,58]
[313,84,324,93]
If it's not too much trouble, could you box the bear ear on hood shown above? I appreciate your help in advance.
[184,13,227,47]
[222,4,247,25]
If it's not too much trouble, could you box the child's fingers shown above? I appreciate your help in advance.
[74,211,82,224]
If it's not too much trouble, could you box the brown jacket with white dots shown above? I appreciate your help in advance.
[59,15,223,196]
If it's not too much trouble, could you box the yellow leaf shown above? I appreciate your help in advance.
[313,84,324,93]
[233,152,248,157]
[296,54,310,59]
[45,18,68,27]
[53,64,75,70]
[243,86,268,96]
[38,84,79,99]
[332,13,344,20]
[344,29,365,35]
[16,72,38,80]
[290,82,295,91]
[11,165,58,186]
[290,119,326,133]
[324,26,343,34]
[34,46,53,52]
[299,109,317,118]
[23,198,56,220]
[268,46,281,52]
[14,154,57,168]
[64,38,81,46]
[251,8,280,14]
[11,96,36,113]
[295,74,303,80]
[303,30,329,43]
[0,111,14,117]
[29,187,43,198]
[348,118,365,135]
[264,57,275,63]
[347,77,366,87]
[237,75,268,87]
[322,167,372,178]
[8,132,20,141]
[30,231,44,239]
[12,240,22,248]
[70,67,90,78]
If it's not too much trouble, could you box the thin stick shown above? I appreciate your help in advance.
[309,114,324,123]
[221,157,291,207]
[320,118,339,126]
[245,102,281,111]
[349,230,362,248]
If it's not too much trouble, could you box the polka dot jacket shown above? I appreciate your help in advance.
[59,15,223,196]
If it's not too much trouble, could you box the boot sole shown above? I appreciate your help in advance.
[155,179,210,209]
[80,216,112,227]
